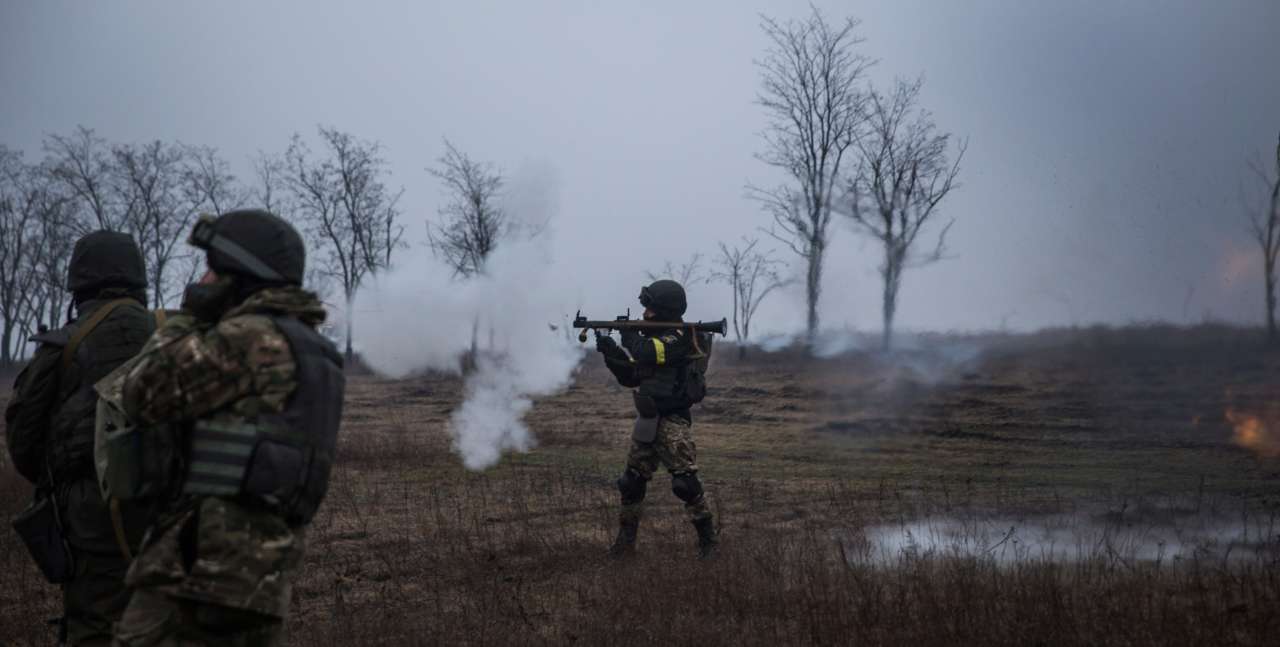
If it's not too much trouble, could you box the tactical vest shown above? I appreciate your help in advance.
[43,299,155,482]
[635,329,712,414]
[182,315,344,526]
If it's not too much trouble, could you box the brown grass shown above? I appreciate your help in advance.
[2,326,1279,645]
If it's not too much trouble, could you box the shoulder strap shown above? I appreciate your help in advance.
[61,298,139,374]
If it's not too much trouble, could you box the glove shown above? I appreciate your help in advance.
[595,332,618,354]
[619,327,641,349]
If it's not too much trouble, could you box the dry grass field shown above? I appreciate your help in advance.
[2,325,1279,645]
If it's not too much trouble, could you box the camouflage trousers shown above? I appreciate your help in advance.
[112,589,282,647]
[113,497,301,647]
[620,416,713,524]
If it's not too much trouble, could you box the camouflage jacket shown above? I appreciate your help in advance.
[118,286,326,618]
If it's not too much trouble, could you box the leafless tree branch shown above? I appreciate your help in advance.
[712,236,791,358]
[1246,131,1280,343]
[426,138,509,280]
[285,127,404,360]
[840,77,964,350]
[750,6,872,348]
[646,253,710,286]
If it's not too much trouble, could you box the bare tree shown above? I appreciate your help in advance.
[0,147,30,364]
[750,7,872,349]
[323,129,404,271]
[252,151,331,300]
[0,148,47,365]
[173,144,249,288]
[712,238,789,358]
[645,253,709,287]
[285,127,404,360]
[24,168,77,333]
[1247,132,1280,343]
[112,140,193,307]
[427,139,517,366]
[842,78,965,350]
[182,144,246,216]
[427,139,507,279]
[44,126,123,232]
[251,151,292,218]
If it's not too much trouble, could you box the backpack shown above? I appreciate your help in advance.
[93,308,170,501]
[683,332,714,404]
[90,308,172,561]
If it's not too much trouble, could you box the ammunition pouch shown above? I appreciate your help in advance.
[632,393,660,443]
[101,419,180,502]
[183,420,320,526]
[183,419,258,497]
[11,486,75,584]
[683,333,713,405]
[242,438,312,521]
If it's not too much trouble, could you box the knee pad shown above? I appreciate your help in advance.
[616,468,648,505]
[671,471,704,504]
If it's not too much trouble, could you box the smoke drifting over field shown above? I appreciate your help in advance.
[354,239,584,470]
[353,160,589,474]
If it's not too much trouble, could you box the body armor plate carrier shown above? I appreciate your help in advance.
[182,315,344,526]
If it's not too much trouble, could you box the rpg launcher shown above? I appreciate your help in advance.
[572,309,727,353]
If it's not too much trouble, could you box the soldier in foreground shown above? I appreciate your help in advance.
[594,279,720,558]
[110,210,344,646]
[5,232,156,646]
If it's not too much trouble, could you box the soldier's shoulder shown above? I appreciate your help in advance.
[29,327,70,347]
[658,332,682,344]
[107,300,156,320]
[216,312,288,343]
[216,313,294,366]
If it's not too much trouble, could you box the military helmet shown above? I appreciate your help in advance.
[189,209,305,285]
[66,231,147,293]
[639,279,687,319]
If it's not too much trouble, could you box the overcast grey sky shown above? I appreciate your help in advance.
[3,1,1278,334]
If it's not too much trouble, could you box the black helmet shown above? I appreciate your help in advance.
[639,280,687,320]
[189,209,305,285]
[66,231,147,293]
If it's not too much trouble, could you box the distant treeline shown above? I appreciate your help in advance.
[0,125,404,365]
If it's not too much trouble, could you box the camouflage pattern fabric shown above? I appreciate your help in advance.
[118,497,303,630]
[621,416,713,523]
[121,308,303,427]
[114,287,325,644]
[113,589,282,647]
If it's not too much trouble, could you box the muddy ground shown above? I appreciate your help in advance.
[2,325,1278,645]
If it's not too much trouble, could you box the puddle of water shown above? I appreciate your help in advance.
[843,515,1280,566]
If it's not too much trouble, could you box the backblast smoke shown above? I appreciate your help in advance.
[352,237,583,470]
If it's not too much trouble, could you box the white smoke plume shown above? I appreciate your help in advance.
[353,234,584,471]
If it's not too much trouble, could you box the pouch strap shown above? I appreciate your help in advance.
[108,497,133,561]
[61,298,139,374]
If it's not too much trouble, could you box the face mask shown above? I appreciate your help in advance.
[181,277,238,322]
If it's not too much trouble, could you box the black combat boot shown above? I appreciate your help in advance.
[692,516,719,559]
[608,518,640,559]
